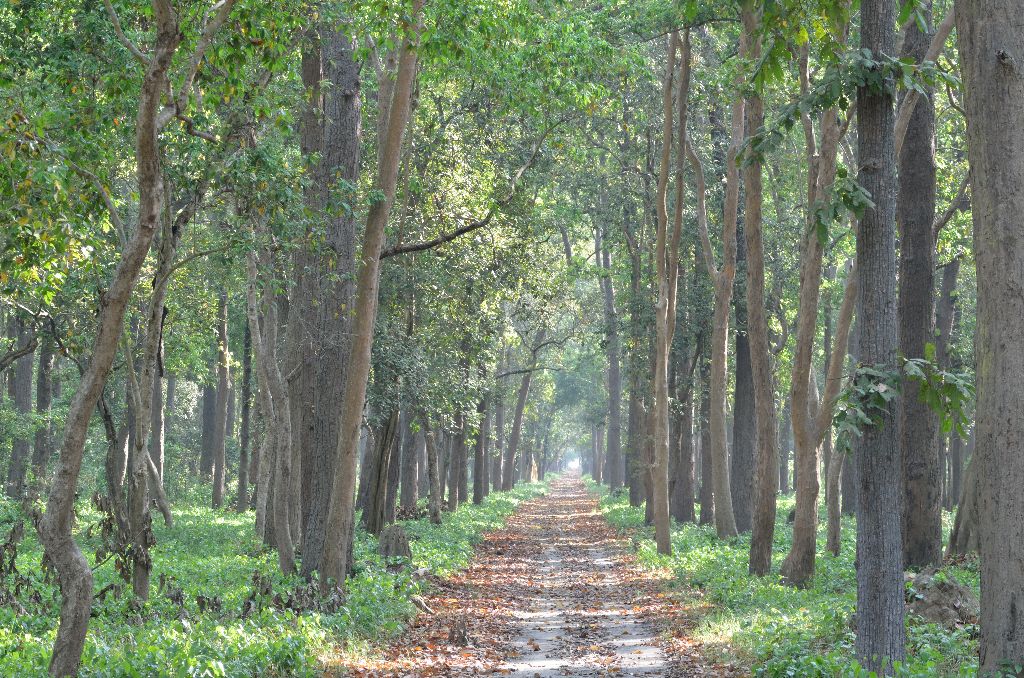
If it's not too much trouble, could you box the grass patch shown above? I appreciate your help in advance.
[588,480,978,677]
[0,479,550,676]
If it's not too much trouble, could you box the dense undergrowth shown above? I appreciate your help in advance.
[0,479,550,676]
[589,480,979,677]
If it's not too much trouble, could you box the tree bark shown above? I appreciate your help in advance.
[35,4,197,669]
[362,410,400,534]
[6,316,33,498]
[237,324,252,512]
[473,395,489,504]
[399,408,418,511]
[246,253,296,575]
[199,377,216,477]
[420,414,443,524]
[212,291,230,508]
[502,331,545,491]
[898,4,941,569]
[31,335,55,484]
[294,26,362,580]
[321,8,421,587]
[697,361,714,526]
[742,1,780,575]
[957,0,1024,667]
[597,224,624,490]
[854,0,905,667]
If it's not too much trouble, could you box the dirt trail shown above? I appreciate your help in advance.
[342,476,727,676]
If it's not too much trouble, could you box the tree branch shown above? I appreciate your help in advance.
[380,120,563,259]
[103,0,150,66]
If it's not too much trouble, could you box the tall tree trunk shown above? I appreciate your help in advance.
[492,374,505,492]
[697,361,714,525]
[321,8,422,587]
[6,316,33,498]
[898,4,941,569]
[35,6,198,668]
[597,225,624,490]
[731,223,755,535]
[237,324,252,512]
[671,383,696,522]
[957,0,1024,667]
[473,396,489,504]
[743,1,780,574]
[246,254,296,575]
[779,402,791,494]
[294,27,362,580]
[651,30,691,554]
[363,410,400,534]
[199,377,216,477]
[31,335,55,484]
[854,0,905,668]
[419,414,443,524]
[212,291,230,508]
[502,331,545,491]
[399,408,418,511]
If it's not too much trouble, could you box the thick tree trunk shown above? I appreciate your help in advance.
[6,316,33,498]
[237,325,252,512]
[957,0,1024,667]
[854,0,905,668]
[898,6,941,569]
[743,2,780,574]
[321,10,421,587]
[731,222,755,535]
[294,28,361,580]
[212,291,230,508]
[362,410,400,534]
[399,408,418,511]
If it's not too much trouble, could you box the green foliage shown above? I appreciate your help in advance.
[834,351,975,453]
[0,479,550,675]
[589,482,979,677]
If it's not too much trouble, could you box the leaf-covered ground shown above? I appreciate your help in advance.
[339,476,738,676]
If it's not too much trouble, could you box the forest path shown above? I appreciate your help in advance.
[340,476,728,676]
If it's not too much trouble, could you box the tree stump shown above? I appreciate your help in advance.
[378,524,413,565]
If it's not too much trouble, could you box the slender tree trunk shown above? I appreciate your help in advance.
[898,4,941,569]
[31,336,55,484]
[420,414,442,524]
[492,377,505,492]
[743,1,780,574]
[854,0,905,667]
[958,0,1024,667]
[597,225,624,490]
[671,384,695,522]
[6,316,33,498]
[36,9,190,669]
[502,332,545,491]
[698,361,714,525]
[473,395,489,504]
[199,377,216,477]
[246,254,296,574]
[212,291,230,508]
[321,9,421,587]
[237,325,252,512]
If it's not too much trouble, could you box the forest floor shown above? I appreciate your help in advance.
[337,476,737,677]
